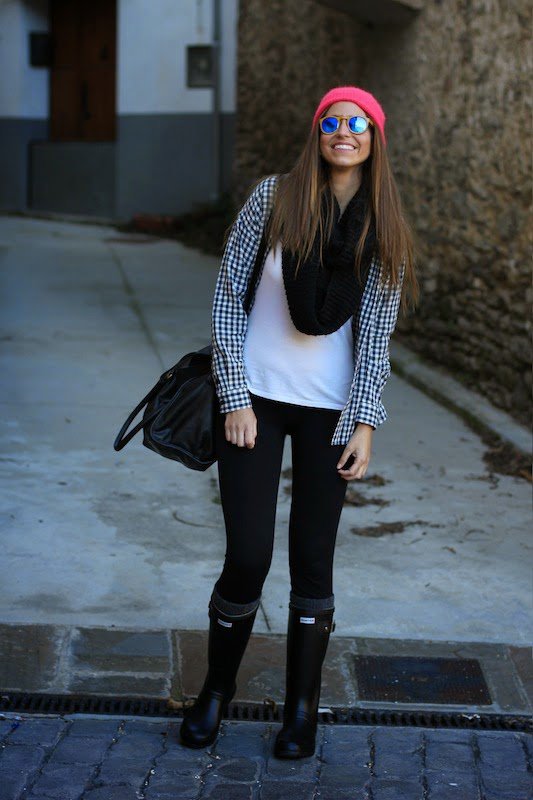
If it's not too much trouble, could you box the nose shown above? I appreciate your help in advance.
[338,118,352,135]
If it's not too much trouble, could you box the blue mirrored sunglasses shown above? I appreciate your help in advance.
[319,115,372,135]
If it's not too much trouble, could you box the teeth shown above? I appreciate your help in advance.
[333,145,354,150]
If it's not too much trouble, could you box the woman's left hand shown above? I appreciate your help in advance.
[336,423,373,481]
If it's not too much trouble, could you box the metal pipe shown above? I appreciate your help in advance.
[212,0,221,202]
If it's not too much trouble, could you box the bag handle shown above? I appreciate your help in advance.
[243,209,272,313]
[113,377,166,451]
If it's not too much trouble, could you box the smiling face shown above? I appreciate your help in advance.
[318,101,373,173]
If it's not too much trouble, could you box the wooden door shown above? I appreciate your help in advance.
[50,0,116,141]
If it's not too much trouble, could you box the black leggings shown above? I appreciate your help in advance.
[213,392,349,605]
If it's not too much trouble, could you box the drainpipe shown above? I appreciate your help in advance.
[212,0,221,202]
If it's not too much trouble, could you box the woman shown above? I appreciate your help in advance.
[180,86,419,758]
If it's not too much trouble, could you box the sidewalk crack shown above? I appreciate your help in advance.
[108,243,166,371]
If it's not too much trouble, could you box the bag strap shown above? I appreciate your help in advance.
[113,378,165,451]
[243,209,272,313]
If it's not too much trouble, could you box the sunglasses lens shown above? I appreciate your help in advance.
[349,116,369,134]
[321,117,339,134]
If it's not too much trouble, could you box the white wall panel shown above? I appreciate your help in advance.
[0,0,49,118]
[118,0,238,115]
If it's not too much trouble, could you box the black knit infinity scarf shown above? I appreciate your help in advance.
[281,182,376,335]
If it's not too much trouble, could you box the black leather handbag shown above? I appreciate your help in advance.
[113,227,270,471]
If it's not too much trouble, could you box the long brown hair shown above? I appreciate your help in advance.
[228,107,419,315]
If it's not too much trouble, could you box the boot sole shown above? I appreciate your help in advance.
[179,729,219,748]
[179,699,232,749]
[274,725,316,759]
[274,744,316,759]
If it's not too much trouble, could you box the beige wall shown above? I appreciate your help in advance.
[235,0,531,428]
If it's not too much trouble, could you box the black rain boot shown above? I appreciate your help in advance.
[179,588,260,749]
[274,594,335,759]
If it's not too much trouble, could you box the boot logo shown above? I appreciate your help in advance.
[217,618,233,627]
[299,616,315,624]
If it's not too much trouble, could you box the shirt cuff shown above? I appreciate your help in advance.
[217,386,253,414]
[354,402,387,431]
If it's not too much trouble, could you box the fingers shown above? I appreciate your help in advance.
[225,420,257,448]
[337,451,369,481]
[244,420,257,448]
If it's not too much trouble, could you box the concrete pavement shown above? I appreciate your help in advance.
[0,214,531,642]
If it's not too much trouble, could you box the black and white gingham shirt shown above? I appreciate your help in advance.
[211,174,405,446]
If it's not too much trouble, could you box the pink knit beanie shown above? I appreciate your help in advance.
[312,86,386,145]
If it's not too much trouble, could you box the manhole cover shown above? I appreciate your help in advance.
[354,655,492,705]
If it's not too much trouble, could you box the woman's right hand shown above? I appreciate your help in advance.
[225,407,257,448]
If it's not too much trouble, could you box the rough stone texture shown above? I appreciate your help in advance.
[2,717,531,800]
[235,0,531,428]
[234,0,363,194]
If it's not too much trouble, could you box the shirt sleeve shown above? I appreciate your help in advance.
[353,259,406,430]
[210,178,269,414]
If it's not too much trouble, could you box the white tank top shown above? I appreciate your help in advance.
[243,242,354,410]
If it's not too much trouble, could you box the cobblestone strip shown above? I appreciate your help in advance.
[0,716,71,800]
[201,720,272,799]
[23,718,122,800]
[475,731,532,800]
[78,720,128,798]
[422,729,481,800]
[130,719,229,799]
[92,720,193,800]
[0,716,531,800]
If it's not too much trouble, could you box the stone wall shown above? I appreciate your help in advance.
[234,0,364,194]
[235,0,531,428]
